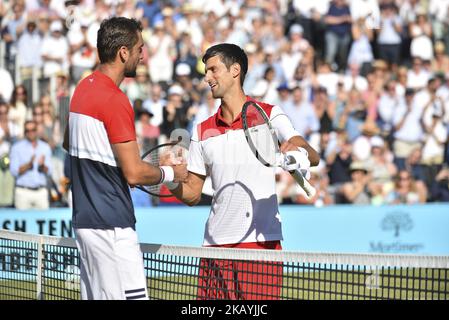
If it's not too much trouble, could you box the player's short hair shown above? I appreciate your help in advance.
[202,43,248,86]
[97,17,142,64]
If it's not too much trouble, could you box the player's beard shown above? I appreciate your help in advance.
[124,62,137,78]
[124,68,137,78]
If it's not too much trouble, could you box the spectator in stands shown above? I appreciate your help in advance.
[190,90,219,131]
[40,19,69,88]
[326,131,352,201]
[0,99,15,207]
[347,17,374,77]
[8,84,29,138]
[404,146,426,182]
[17,19,43,81]
[147,20,176,84]
[341,63,369,94]
[391,88,423,170]
[9,120,52,209]
[377,80,401,134]
[432,41,449,74]
[0,101,21,144]
[430,165,449,202]
[1,1,26,73]
[385,169,428,204]
[124,64,150,103]
[38,94,62,152]
[407,57,431,91]
[0,67,14,104]
[420,95,447,190]
[376,2,403,72]
[135,109,159,153]
[272,82,292,110]
[334,88,368,142]
[136,0,161,28]
[340,160,372,205]
[409,19,434,63]
[283,86,319,139]
[324,0,352,72]
[312,86,335,135]
[160,84,189,142]
[365,135,398,204]
[142,82,165,129]
[67,17,97,85]
[352,120,381,162]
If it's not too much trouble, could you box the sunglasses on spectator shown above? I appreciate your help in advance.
[25,128,37,133]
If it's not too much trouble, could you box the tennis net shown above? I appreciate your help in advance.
[1,229,448,300]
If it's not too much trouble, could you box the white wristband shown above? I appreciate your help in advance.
[160,166,175,183]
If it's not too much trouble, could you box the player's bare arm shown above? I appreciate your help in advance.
[280,136,320,166]
[167,171,206,206]
[112,140,188,186]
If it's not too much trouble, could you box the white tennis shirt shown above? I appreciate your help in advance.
[187,97,300,246]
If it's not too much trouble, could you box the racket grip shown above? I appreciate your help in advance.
[290,169,316,199]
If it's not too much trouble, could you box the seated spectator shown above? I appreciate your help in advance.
[340,161,371,205]
[9,120,53,210]
[385,169,428,204]
[404,146,426,183]
[430,166,449,202]
[352,120,381,161]
[365,136,397,204]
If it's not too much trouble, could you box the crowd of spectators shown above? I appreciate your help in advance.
[1,0,449,209]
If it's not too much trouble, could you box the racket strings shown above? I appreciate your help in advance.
[243,104,279,167]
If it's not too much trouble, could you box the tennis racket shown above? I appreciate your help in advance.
[135,141,187,197]
[241,101,316,198]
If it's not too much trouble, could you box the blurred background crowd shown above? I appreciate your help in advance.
[1,0,449,209]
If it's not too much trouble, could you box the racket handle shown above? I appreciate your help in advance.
[290,169,316,199]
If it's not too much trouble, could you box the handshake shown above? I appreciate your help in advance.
[279,147,311,180]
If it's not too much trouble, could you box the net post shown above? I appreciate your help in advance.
[36,237,44,300]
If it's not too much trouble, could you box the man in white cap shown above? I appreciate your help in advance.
[41,20,69,78]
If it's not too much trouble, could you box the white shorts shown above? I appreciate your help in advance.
[74,227,148,300]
